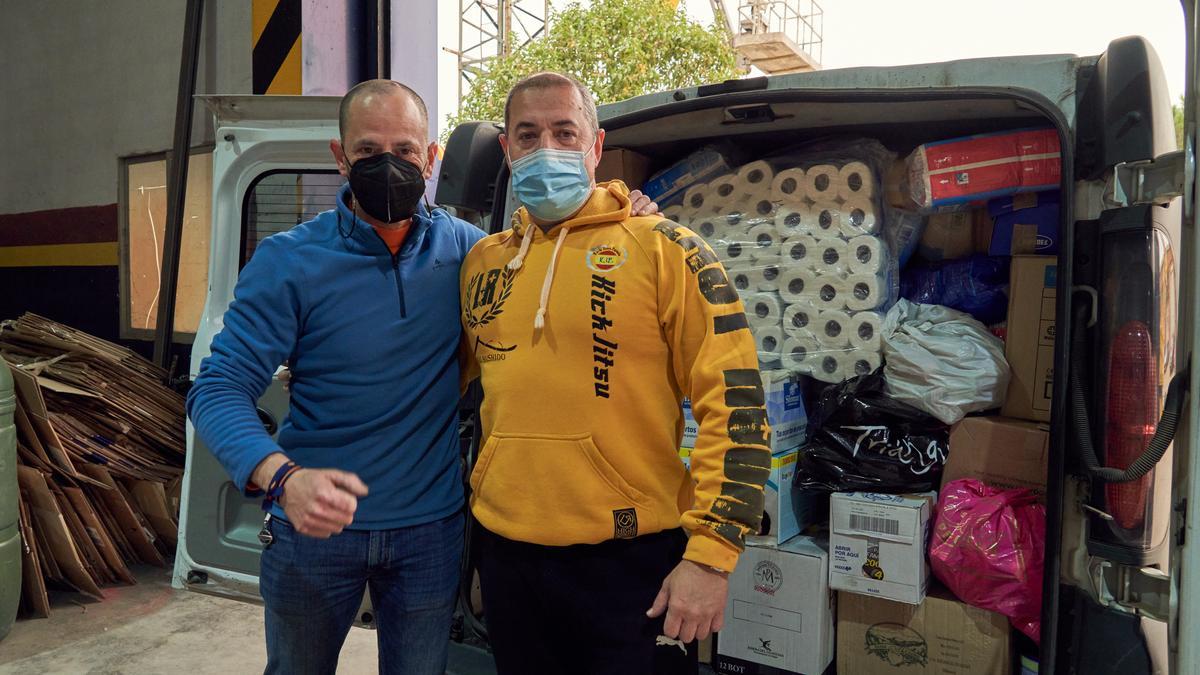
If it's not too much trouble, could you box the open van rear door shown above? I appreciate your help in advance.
[1069,12,1200,675]
[173,95,341,600]
[1172,3,1200,672]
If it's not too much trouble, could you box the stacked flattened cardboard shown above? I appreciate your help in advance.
[3,313,184,618]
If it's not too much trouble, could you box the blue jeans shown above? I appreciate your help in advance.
[259,511,464,675]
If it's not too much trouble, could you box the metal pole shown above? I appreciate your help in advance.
[153,0,205,374]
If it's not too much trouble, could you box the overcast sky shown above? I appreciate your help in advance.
[684,0,1186,96]
[435,1,1188,134]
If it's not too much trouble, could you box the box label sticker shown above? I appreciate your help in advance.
[849,514,902,536]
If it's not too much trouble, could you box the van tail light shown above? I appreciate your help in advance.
[1085,215,1176,563]
[1102,321,1157,531]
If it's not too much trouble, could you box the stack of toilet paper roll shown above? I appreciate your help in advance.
[659,157,891,378]
[779,305,885,383]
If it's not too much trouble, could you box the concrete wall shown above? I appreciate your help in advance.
[0,0,251,343]
[0,1,250,213]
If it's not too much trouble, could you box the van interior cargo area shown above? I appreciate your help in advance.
[602,96,1056,165]
[588,93,1075,672]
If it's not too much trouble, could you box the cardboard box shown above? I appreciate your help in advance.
[943,416,1048,496]
[917,210,975,261]
[830,492,935,605]
[987,191,1059,255]
[718,537,835,674]
[837,587,1011,675]
[596,148,652,190]
[884,157,915,210]
[713,651,793,674]
[681,371,812,545]
[1003,256,1056,422]
[907,128,1061,210]
[643,146,731,206]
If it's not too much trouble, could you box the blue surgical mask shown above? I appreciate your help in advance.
[509,148,593,222]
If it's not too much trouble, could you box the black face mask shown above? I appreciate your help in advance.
[347,152,426,224]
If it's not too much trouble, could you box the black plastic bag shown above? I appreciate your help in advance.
[796,373,950,493]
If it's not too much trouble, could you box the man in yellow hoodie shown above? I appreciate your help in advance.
[460,71,772,675]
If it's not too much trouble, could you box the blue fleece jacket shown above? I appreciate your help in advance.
[187,184,485,529]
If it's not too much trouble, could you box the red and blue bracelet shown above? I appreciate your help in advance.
[261,460,302,511]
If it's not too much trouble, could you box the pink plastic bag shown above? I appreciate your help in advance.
[929,478,1046,643]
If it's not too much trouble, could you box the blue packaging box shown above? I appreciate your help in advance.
[642,146,731,207]
[987,191,1059,255]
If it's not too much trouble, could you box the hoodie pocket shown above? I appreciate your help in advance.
[470,432,657,542]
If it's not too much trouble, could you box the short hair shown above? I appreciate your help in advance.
[339,79,429,139]
[504,71,599,136]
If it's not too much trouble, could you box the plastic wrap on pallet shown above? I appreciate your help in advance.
[656,139,913,382]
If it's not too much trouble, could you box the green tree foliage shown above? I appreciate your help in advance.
[1174,96,1185,149]
[444,0,740,139]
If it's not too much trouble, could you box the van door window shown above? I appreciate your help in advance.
[241,170,342,266]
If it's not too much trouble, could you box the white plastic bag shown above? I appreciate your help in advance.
[881,299,1010,424]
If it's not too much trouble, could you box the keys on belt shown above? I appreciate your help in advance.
[258,513,274,547]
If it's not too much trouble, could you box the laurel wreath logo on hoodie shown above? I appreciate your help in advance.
[464,266,515,328]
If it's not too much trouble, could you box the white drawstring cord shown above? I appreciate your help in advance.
[533,227,570,330]
[507,226,534,271]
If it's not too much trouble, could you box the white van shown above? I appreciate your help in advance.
[177,30,1199,674]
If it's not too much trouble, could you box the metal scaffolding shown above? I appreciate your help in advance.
[715,0,824,74]
[451,0,550,105]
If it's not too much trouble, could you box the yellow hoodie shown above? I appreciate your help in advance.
[460,180,771,572]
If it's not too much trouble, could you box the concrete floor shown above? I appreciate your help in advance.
[0,565,385,674]
[0,566,717,675]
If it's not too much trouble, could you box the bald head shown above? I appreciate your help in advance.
[339,79,429,140]
[331,79,437,194]
[504,71,599,137]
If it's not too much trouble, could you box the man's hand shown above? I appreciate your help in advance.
[278,469,369,538]
[628,189,661,217]
[646,560,729,643]
[252,452,369,538]
[274,365,292,392]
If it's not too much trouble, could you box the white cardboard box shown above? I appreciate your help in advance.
[718,537,835,674]
[829,492,935,605]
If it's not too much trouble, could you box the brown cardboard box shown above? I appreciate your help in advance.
[943,416,1048,497]
[918,209,992,261]
[595,148,651,190]
[699,636,712,665]
[837,588,1011,675]
[918,211,974,261]
[1002,256,1057,422]
[884,158,915,210]
[974,211,996,254]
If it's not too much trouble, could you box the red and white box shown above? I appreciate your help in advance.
[908,128,1061,210]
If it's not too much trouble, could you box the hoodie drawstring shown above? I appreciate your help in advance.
[534,227,570,330]
[507,226,535,271]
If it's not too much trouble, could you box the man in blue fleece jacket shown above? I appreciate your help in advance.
[187,80,480,675]
[188,80,660,674]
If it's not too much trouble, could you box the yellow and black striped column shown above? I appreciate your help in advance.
[252,0,302,95]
